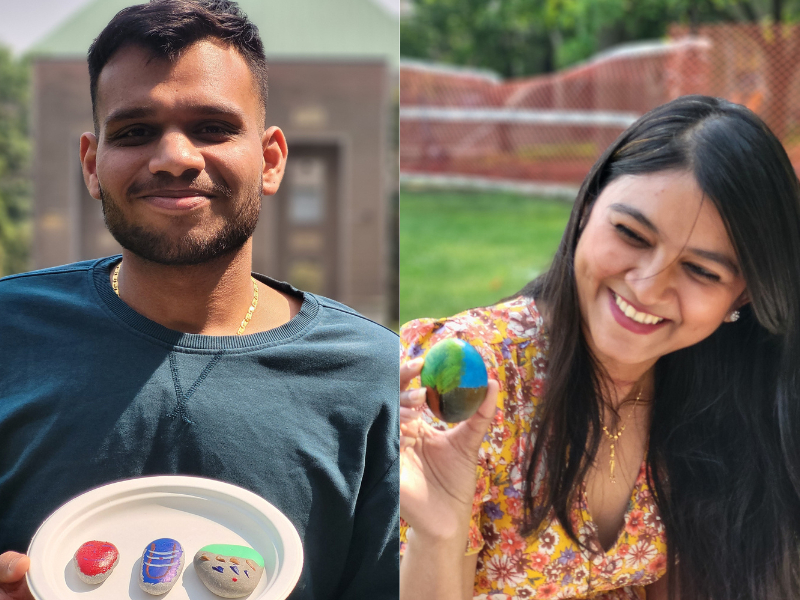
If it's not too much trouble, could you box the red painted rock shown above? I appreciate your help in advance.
[72,541,119,584]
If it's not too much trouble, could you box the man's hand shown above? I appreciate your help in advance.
[0,552,33,600]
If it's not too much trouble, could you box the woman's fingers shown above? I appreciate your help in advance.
[400,421,418,452]
[400,387,427,409]
[401,358,428,426]
[400,380,498,539]
[400,358,424,391]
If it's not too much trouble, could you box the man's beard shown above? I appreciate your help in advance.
[100,177,262,266]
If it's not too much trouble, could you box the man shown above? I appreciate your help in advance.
[0,1,399,599]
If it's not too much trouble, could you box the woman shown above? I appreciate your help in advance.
[399,96,800,600]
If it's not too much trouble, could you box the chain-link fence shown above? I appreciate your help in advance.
[400,23,800,192]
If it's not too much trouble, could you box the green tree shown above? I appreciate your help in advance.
[0,46,30,276]
[401,0,800,75]
[401,0,555,77]
[547,0,800,68]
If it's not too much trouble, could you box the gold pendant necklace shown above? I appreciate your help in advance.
[112,262,259,335]
[601,390,641,483]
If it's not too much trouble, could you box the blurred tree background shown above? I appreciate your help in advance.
[0,46,31,277]
[401,0,800,76]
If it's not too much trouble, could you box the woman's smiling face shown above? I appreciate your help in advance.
[574,170,747,378]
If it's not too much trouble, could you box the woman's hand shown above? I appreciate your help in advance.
[400,357,499,543]
[0,552,33,600]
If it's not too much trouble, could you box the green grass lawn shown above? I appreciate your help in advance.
[399,189,573,325]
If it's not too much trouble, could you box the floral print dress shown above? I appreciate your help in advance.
[400,297,667,599]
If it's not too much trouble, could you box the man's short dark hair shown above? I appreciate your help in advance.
[87,0,268,130]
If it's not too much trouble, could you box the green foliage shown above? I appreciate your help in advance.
[399,189,572,324]
[402,0,800,75]
[0,46,31,276]
[400,0,555,77]
[545,0,789,69]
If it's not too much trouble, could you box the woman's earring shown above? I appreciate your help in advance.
[728,310,740,322]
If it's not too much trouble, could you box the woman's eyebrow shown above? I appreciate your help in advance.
[608,203,658,234]
[687,248,740,276]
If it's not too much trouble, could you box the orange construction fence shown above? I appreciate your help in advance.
[400,23,800,191]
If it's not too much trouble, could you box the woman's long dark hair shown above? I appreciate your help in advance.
[519,96,800,599]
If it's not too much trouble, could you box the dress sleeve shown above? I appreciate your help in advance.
[398,317,496,557]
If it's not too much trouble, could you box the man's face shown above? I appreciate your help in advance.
[81,39,286,265]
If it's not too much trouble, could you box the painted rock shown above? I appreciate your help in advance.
[72,540,119,584]
[194,544,265,598]
[138,538,185,595]
[421,338,488,423]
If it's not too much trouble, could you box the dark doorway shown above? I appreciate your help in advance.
[276,144,340,297]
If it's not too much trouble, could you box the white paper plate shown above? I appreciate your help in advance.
[26,476,303,600]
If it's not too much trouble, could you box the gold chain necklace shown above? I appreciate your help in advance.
[112,262,259,335]
[601,390,641,483]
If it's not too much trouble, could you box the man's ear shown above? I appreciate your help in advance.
[261,126,288,196]
[80,133,101,200]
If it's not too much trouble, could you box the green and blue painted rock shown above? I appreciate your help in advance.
[194,544,265,598]
[421,338,488,423]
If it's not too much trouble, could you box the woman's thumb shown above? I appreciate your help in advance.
[450,379,499,457]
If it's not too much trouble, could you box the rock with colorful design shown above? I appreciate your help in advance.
[193,544,265,598]
[421,338,488,422]
[137,538,185,595]
[72,540,119,584]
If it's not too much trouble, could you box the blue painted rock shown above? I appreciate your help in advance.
[72,540,119,584]
[194,544,265,598]
[421,338,488,423]
[138,538,185,595]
